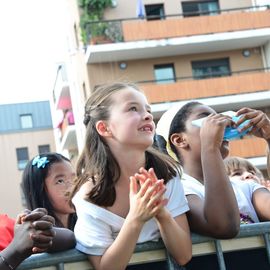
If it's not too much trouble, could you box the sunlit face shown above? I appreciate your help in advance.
[106,87,155,149]
[228,167,261,183]
[45,160,75,216]
[184,104,230,159]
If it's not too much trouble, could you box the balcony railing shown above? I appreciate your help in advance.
[83,5,270,45]
[138,67,270,104]
[144,67,269,160]
[53,65,69,107]
[18,222,270,270]
[58,111,75,140]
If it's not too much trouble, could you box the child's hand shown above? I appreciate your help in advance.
[16,208,55,254]
[30,218,55,253]
[134,168,168,219]
[128,175,167,225]
[21,208,54,223]
[200,113,233,148]
[236,108,270,140]
[135,167,166,198]
[135,167,157,185]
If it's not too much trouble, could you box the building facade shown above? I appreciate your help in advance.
[51,0,91,162]
[0,101,56,218]
[57,0,270,174]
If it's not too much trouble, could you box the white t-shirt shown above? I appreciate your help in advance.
[72,176,189,255]
[182,173,266,223]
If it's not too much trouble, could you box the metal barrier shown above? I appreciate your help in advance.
[18,222,270,270]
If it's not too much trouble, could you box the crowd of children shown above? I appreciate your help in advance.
[2,82,270,270]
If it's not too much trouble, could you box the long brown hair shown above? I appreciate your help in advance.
[71,82,181,207]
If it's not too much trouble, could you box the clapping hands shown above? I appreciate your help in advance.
[128,167,168,224]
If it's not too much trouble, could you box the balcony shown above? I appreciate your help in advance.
[122,8,270,42]
[58,110,77,152]
[144,68,270,164]
[85,6,270,63]
[139,68,270,111]
[53,65,71,110]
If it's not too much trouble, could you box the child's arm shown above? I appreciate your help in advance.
[237,107,270,179]
[137,168,192,266]
[252,187,270,221]
[193,114,240,238]
[88,177,165,270]
[0,209,55,270]
[156,211,191,265]
[235,108,270,220]
[48,227,76,252]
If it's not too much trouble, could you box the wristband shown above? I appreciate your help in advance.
[0,254,14,270]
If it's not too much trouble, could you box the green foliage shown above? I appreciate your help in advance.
[78,0,113,44]
[79,0,113,19]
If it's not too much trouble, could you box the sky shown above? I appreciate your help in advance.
[0,0,68,104]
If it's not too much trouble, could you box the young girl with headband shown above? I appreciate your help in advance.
[71,82,192,269]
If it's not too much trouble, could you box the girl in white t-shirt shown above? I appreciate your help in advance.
[71,82,192,270]
[224,156,270,223]
[156,101,270,239]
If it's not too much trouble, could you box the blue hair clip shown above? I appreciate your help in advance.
[32,155,50,169]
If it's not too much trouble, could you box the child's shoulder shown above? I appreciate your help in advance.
[77,180,94,200]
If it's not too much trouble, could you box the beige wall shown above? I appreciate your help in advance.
[103,0,254,19]
[219,0,253,10]
[87,48,263,89]
[63,0,90,152]
[0,129,55,218]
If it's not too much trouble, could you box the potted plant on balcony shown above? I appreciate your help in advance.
[78,0,113,45]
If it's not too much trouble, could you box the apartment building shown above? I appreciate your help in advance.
[51,0,91,160]
[0,101,55,218]
[58,0,270,174]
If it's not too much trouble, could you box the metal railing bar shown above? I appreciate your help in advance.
[136,67,270,85]
[18,222,270,270]
[214,240,227,270]
[263,233,270,264]
[84,5,270,26]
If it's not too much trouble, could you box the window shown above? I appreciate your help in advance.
[38,145,50,154]
[192,58,231,79]
[154,64,176,84]
[16,147,29,170]
[20,114,33,129]
[182,0,219,17]
[145,4,165,20]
